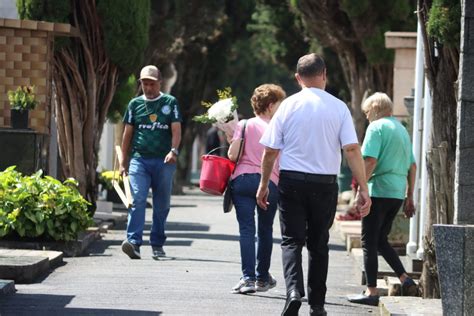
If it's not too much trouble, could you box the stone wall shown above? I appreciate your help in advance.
[385,32,417,118]
[0,19,55,134]
[455,0,474,225]
[0,18,76,135]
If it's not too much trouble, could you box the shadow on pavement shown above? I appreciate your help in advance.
[111,221,211,233]
[166,232,283,244]
[85,239,193,256]
[0,294,162,315]
[328,243,346,252]
[166,256,240,265]
[170,204,197,208]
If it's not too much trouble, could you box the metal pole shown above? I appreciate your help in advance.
[407,21,424,256]
[417,79,432,259]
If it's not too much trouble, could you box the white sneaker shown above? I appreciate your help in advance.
[256,273,277,292]
[231,279,256,294]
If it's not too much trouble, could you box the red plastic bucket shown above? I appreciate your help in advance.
[200,155,235,195]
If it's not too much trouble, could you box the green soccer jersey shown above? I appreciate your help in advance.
[123,93,182,158]
[362,117,415,200]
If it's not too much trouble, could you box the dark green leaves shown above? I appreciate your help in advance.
[0,167,93,241]
[427,0,461,47]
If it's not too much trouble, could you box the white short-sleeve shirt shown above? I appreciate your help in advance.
[260,87,358,175]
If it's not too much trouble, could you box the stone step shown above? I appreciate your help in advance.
[98,221,114,233]
[0,249,63,284]
[0,249,63,268]
[0,228,100,257]
[346,234,361,251]
[358,277,420,297]
[337,220,361,242]
[0,279,16,296]
[385,276,402,296]
[377,278,389,296]
[379,297,442,315]
[352,248,422,285]
[0,256,49,284]
[93,211,128,223]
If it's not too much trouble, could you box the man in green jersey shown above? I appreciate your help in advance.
[119,65,182,260]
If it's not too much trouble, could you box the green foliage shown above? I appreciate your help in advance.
[108,75,137,123]
[340,0,416,64]
[427,0,461,47]
[96,0,150,74]
[17,0,149,75]
[7,85,38,111]
[248,4,287,63]
[363,28,395,65]
[199,0,303,116]
[341,0,370,18]
[16,0,71,49]
[0,167,93,241]
[249,1,309,70]
[16,0,70,23]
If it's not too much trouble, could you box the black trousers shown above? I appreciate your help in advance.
[362,197,406,287]
[278,172,338,307]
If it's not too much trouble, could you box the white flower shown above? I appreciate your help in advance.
[207,98,234,123]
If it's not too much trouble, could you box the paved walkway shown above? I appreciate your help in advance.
[0,189,378,315]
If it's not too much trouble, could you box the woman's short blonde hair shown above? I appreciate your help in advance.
[362,92,393,117]
[251,84,286,115]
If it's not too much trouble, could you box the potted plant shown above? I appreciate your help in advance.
[7,85,38,129]
[98,170,123,203]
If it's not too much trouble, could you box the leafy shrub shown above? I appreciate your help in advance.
[0,166,93,241]
[427,0,460,47]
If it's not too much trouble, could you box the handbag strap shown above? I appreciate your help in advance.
[232,119,247,175]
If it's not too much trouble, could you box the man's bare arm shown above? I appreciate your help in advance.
[343,143,371,217]
[256,147,279,210]
[404,162,417,217]
[120,124,134,175]
[164,122,182,163]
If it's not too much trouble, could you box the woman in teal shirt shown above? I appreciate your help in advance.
[348,92,417,306]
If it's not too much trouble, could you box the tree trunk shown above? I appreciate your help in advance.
[418,0,459,297]
[53,0,118,212]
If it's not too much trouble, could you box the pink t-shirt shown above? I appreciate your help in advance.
[231,116,279,185]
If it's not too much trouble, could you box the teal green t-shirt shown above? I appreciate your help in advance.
[123,93,182,158]
[362,117,415,199]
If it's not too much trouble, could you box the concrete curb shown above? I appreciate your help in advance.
[0,249,63,283]
[379,296,442,315]
[0,279,15,296]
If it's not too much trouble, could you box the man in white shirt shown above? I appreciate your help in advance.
[256,53,371,316]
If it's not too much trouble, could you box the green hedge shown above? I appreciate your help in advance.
[0,166,93,241]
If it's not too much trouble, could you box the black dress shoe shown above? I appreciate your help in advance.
[282,290,302,316]
[310,305,327,316]
[347,293,379,306]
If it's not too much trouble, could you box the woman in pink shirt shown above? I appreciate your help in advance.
[227,84,285,294]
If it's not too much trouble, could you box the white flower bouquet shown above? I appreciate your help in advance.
[193,87,238,138]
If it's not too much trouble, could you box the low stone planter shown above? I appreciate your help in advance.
[0,228,101,257]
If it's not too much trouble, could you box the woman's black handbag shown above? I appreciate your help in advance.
[223,120,247,213]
